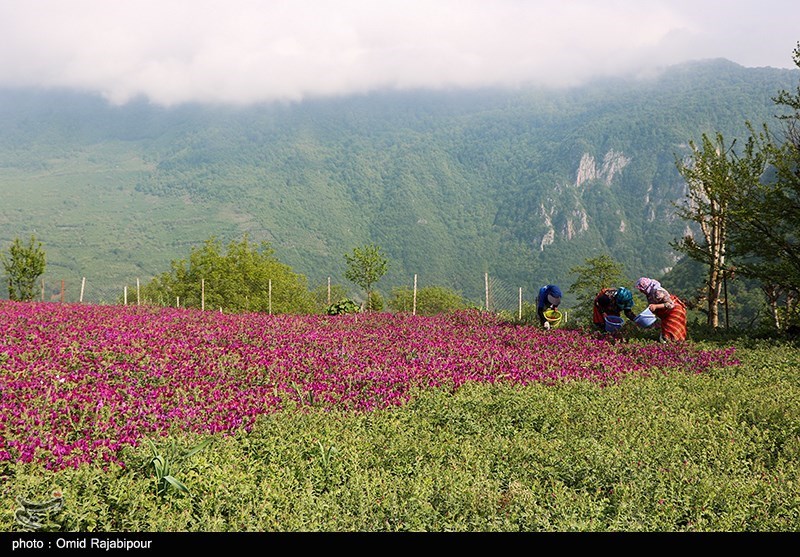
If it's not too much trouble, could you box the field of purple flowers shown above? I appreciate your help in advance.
[0,301,739,471]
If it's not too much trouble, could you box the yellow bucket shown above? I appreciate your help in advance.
[544,309,563,328]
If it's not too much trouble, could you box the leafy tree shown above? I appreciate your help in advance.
[671,132,764,327]
[567,254,630,324]
[344,243,388,311]
[387,285,470,315]
[722,43,800,328]
[138,235,315,313]
[1,235,46,301]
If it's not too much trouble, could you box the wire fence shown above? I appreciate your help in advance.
[36,278,128,306]
[27,272,559,319]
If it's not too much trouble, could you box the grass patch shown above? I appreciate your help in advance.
[3,339,798,532]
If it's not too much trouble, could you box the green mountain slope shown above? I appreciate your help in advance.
[1,59,797,307]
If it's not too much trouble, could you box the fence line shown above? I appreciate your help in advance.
[30,273,543,317]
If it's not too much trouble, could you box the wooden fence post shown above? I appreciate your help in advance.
[80,277,85,303]
[124,286,128,306]
[137,278,140,306]
[484,273,489,311]
[201,279,205,311]
[519,287,522,321]
[413,274,418,316]
[268,279,272,315]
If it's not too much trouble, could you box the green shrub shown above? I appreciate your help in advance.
[326,298,360,315]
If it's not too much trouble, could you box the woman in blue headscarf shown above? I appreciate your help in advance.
[537,284,562,329]
[593,286,636,332]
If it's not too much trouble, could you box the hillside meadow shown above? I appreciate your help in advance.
[3,61,798,305]
[1,301,798,532]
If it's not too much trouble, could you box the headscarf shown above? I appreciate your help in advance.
[615,287,633,310]
[635,277,661,297]
[545,285,562,307]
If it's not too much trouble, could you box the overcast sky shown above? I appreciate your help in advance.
[1,0,797,106]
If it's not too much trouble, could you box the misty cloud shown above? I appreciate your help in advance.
[0,0,797,106]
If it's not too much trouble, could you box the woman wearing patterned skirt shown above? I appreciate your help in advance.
[635,277,687,342]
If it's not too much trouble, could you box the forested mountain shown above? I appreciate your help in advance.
[1,58,797,307]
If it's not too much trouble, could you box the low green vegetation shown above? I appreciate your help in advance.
[325,298,360,315]
[387,285,472,315]
[4,334,798,532]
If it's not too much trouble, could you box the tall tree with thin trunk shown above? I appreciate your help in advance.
[567,254,629,324]
[344,243,388,311]
[672,132,762,327]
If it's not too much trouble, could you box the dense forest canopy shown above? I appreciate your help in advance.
[0,59,798,317]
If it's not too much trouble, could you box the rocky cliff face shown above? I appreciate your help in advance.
[537,149,630,250]
[575,150,630,187]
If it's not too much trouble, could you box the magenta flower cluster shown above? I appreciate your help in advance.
[0,301,739,470]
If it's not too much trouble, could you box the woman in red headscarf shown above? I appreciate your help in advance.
[635,277,687,342]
